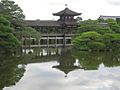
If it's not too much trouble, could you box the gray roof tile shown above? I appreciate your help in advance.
[53,8,81,16]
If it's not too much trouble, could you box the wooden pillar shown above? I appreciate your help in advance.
[70,39,72,44]
[40,49,43,56]
[55,36,57,47]
[32,38,35,45]
[39,39,40,47]
[63,33,66,47]
[47,36,49,47]
[23,38,25,45]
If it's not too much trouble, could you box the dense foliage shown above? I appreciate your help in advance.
[20,27,41,46]
[0,0,40,53]
[0,16,20,53]
[0,0,25,20]
[72,19,120,51]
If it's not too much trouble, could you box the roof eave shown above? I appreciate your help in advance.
[53,13,82,16]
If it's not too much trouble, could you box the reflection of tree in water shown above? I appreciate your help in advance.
[0,55,25,90]
[101,52,120,67]
[73,51,101,70]
[53,48,81,77]
[72,50,120,70]
[1,47,120,89]
[0,48,63,89]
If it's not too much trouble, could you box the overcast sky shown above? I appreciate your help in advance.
[12,0,120,20]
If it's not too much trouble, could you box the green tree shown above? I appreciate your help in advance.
[80,31,102,41]
[88,42,105,51]
[0,0,25,20]
[20,27,41,47]
[73,19,120,51]
[105,19,120,33]
[102,33,120,50]
[72,31,104,51]
[0,16,20,53]
[77,20,112,34]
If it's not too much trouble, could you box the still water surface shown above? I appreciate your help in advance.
[1,47,120,90]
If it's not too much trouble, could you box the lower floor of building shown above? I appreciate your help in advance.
[22,34,74,47]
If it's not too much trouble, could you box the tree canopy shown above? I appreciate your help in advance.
[0,0,25,20]
[73,19,120,51]
[0,0,41,53]
[0,16,20,53]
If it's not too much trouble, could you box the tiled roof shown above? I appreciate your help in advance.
[53,8,81,16]
[12,20,61,27]
[99,15,120,18]
[99,15,120,20]
[12,20,26,26]
[26,20,61,27]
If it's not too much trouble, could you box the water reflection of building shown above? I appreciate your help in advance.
[1,48,120,89]
[22,47,120,71]
[52,48,81,77]
[22,47,62,56]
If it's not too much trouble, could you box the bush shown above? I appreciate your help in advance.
[88,42,105,51]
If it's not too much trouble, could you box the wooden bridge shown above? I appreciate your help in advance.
[22,34,74,48]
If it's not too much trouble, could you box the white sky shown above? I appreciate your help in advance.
[12,0,120,20]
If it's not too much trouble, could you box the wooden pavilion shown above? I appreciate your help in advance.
[14,7,82,47]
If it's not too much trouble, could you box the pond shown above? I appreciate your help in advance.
[0,47,120,90]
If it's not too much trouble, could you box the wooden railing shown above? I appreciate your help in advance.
[22,44,73,48]
[41,34,75,37]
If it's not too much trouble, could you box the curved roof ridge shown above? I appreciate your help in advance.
[53,7,81,16]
